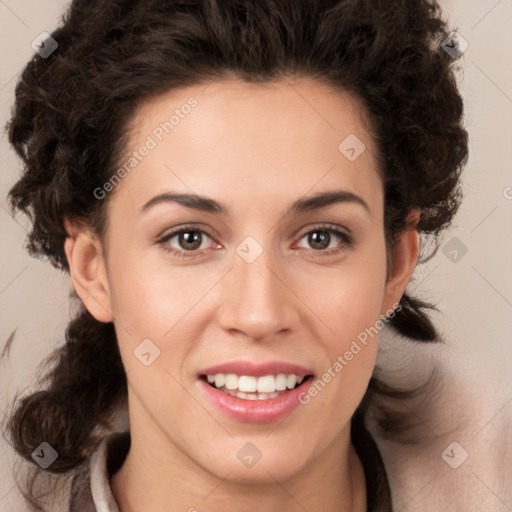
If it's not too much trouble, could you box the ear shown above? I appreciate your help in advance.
[63,218,113,323]
[380,208,421,317]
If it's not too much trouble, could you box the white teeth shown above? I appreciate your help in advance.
[224,389,285,400]
[275,374,288,390]
[238,376,257,392]
[286,374,297,389]
[214,374,225,388]
[257,375,275,393]
[225,374,238,390]
[205,373,308,398]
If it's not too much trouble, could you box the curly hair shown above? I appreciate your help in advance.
[2,0,468,510]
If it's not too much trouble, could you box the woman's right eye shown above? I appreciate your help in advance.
[156,226,217,259]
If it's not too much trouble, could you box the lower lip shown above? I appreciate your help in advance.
[199,377,314,423]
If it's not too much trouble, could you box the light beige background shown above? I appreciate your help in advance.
[1,0,511,510]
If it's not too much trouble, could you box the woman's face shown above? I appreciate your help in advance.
[67,77,417,483]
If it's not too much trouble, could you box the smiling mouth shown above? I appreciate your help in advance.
[200,373,314,401]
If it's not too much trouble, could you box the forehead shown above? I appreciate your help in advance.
[111,77,383,220]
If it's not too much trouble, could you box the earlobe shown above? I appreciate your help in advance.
[380,209,421,317]
[63,222,113,323]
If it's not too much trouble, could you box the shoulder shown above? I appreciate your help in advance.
[370,333,512,510]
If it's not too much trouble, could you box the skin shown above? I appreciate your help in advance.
[64,77,420,512]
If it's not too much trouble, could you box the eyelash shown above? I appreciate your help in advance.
[155,223,353,259]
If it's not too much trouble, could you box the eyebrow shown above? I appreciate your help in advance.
[139,189,371,217]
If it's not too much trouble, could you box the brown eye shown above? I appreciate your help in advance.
[307,230,331,250]
[156,225,216,259]
[174,230,204,251]
[295,225,353,256]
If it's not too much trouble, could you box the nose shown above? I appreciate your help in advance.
[217,241,298,342]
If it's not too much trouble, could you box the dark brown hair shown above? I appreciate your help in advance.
[1,0,468,510]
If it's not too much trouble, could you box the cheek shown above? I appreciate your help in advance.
[305,277,384,424]
[106,251,224,376]
[308,263,386,346]
[108,248,204,329]
[303,252,386,388]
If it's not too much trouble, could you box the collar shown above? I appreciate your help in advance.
[69,431,130,512]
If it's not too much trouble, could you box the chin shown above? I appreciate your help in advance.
[194,439,314,483]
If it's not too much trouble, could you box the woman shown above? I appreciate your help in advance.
[1,0,478,510]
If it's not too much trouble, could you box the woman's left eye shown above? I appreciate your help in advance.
[156,224,352,259]
[294,226,352,256]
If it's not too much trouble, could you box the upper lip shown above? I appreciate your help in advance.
[199,360,314,378]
